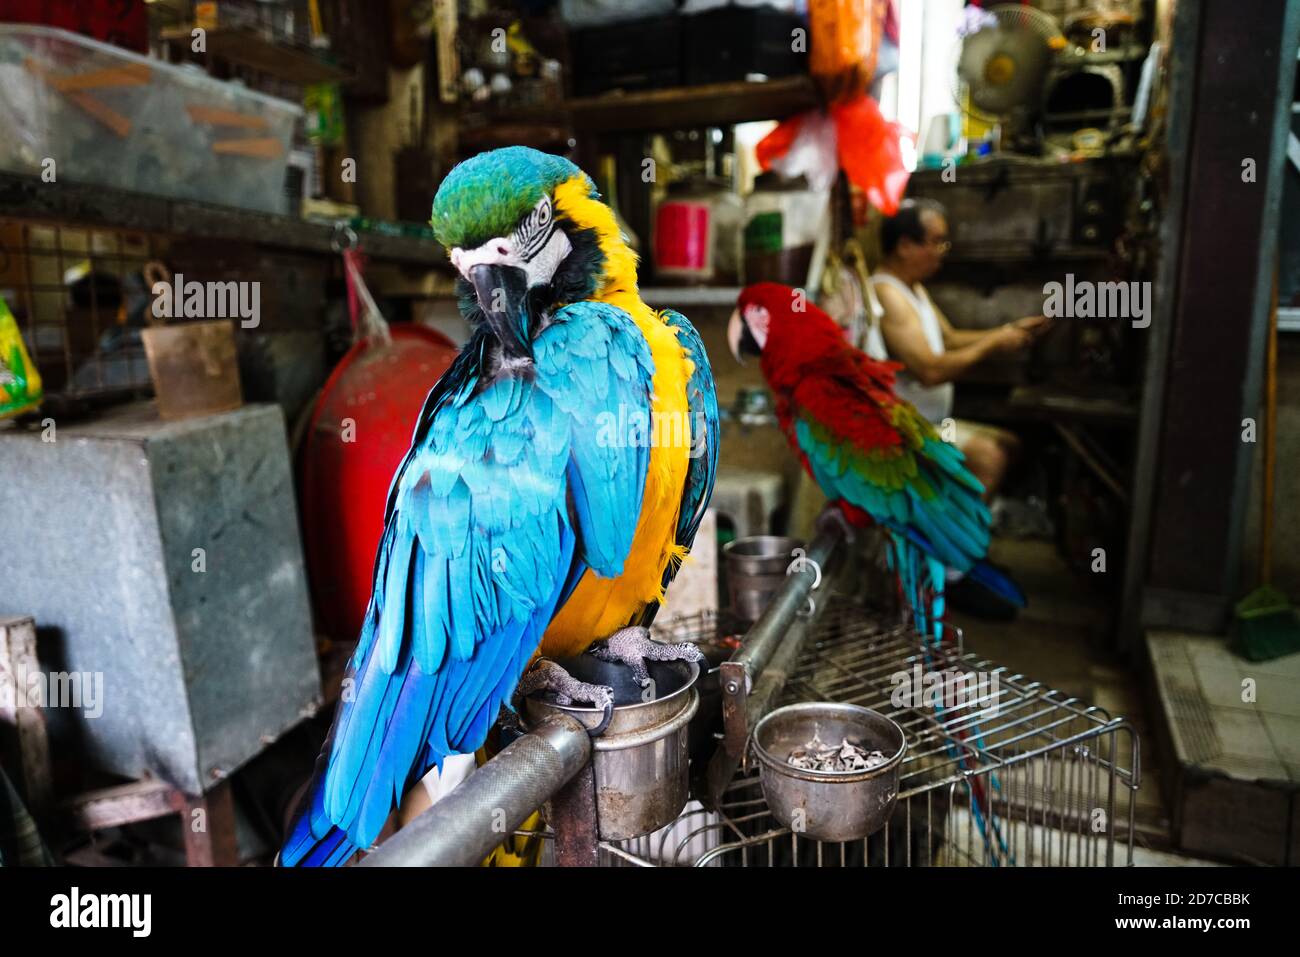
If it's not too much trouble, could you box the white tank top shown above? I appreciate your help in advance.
[865,272,954,424]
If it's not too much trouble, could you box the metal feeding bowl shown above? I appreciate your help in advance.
[752,702,907,843]
[525,655,699,841]
[723,535,803,624]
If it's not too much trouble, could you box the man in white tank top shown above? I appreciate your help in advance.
[867,199,1050,501]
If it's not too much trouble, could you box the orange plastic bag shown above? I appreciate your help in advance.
[809,0,871,78]
[809,0,889,104]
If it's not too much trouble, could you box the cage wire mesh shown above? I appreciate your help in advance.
[593,598,1139,867]
[0,217,166,402]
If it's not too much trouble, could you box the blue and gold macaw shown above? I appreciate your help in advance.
[282,147,718,866]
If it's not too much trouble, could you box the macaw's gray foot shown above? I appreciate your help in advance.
[816,502,857,544]
[495,700,525,738]
[587,625,705,689]
[516,659,616,735]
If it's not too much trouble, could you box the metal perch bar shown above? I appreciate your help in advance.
[360,713,590,867]
[710,524,844,804]
[718,524,845,762]
[726,525,845,685]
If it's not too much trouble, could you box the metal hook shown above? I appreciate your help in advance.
[330,221,359,253]
[786,547,822,589]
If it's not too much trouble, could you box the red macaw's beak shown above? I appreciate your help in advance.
[727,307,745,365]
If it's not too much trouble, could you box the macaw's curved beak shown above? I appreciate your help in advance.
[468,262,531,359]
[727,307,745,365]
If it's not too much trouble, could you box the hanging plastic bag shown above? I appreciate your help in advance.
[833,94,911,216]
[756,109,839,193]
[809,0,896,104]
[809,0,873,105]
[757,93,911,216]
[0,297,41,419]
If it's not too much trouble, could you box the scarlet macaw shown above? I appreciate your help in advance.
[730,281,1019,863]
[727,282,1022,637]
[282,147,718,866]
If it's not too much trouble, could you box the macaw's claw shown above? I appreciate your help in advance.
[516,659,616,736]
[587,625,705,688]
[495,701,525,738]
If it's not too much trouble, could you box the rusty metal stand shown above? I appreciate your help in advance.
[550,758,600,867]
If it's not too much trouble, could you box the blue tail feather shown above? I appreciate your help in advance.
[967,559,1026,608]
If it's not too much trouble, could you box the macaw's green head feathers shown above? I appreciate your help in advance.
[431,146,590,249]
[432,147,620,361]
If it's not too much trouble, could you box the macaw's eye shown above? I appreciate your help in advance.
[512,196,554,263]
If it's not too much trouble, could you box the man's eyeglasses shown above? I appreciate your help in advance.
[928,236,952,254]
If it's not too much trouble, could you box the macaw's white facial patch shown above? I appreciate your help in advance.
[743,303,771,350]
[511,195,555,262]
[449,196,571,289]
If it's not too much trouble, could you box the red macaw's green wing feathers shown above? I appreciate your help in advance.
[788,369,993,573]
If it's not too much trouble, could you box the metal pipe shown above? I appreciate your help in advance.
[709,578,836,801]
[711,525,844,798]
[360,713,590,867]
[727,524,843,689]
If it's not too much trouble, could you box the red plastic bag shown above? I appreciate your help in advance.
[756,93,911,216]
[832,93,911,216]
[755,114,802,171]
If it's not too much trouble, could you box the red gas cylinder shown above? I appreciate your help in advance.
[300,324,458,642]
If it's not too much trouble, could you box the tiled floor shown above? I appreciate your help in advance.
[1147,629,1300,783]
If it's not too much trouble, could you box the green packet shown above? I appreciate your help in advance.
[0,297,42,419]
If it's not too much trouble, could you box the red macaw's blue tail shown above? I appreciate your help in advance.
[967,558,1026,608]
[888,523,1027,618]
[887,531,946,640]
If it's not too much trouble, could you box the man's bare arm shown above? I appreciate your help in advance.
[928,295,988,348]
[876,283,1029,388]
[930,292,1053,348]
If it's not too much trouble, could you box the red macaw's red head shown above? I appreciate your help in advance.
[728,282,796,363]
[728,282,847,365]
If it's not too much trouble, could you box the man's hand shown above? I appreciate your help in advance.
[1012,315,1053,336]
[987,324,1034,355]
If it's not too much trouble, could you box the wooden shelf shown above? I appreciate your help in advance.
[463,76,818,134]
[161,26,346,85]
[568,76,818,132]
[0,172,444,267]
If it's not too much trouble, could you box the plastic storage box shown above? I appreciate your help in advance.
[0,25,301,215]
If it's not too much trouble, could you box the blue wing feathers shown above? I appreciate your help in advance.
[657,309,720,592]
[790,377,1025,639]
[283,301,657,866]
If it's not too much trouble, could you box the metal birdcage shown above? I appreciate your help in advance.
[597,599,1140,867]
[0,217,168,403]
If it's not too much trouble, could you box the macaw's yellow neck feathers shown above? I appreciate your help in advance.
[554,175,639,297]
